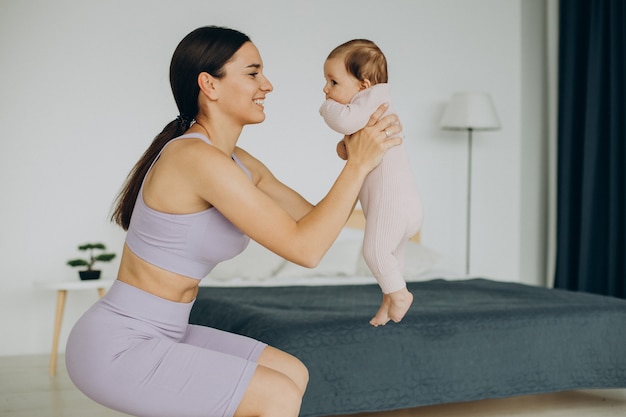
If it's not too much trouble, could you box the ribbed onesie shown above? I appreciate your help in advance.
[65,133,267,417]
[320,84,423,293]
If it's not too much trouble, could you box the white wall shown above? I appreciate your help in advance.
[521,0,550,289]
[0,0,547,356]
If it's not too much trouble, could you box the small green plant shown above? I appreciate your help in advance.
[67,243,116,271]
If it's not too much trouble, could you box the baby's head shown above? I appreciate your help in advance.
[323,39,388,104]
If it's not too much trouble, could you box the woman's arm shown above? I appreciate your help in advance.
[234,147,313,221]
[188,105,401,267]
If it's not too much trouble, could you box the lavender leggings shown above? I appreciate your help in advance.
[66,280,266,417]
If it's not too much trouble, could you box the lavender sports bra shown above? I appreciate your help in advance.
[125,133,251,279]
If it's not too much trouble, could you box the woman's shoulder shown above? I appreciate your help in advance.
[164,135,224,158]
[157,136,233,181]
[233,146,261,165]
[233,147,269,184]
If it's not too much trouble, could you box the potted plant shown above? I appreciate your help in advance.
[67,243,116,280]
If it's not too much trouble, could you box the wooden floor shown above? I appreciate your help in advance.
[1,354,625,417]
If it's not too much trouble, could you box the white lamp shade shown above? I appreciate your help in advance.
[440,92,501,131]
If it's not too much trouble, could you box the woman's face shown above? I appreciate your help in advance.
[322,56,362,104]
[215,42,273,125]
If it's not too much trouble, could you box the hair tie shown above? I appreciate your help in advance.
[176,114,192,127]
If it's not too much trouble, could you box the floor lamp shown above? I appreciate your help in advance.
[440,92,500,276]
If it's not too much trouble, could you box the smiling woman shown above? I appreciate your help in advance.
[63,25,402,417]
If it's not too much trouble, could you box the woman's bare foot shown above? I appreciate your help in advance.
[369,287,413,327]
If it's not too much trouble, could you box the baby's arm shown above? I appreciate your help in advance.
[320,86,392,158]
[320,98,372,135]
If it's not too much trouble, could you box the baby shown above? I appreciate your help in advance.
[320,39,423,327]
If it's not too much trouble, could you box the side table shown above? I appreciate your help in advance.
[34,278,114,376]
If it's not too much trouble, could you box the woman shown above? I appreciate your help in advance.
[65,26,402,417]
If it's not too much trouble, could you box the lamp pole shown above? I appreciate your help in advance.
[440,92,500,277]
[466,128,473,276]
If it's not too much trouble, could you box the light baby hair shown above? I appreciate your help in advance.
[327,39,388,85]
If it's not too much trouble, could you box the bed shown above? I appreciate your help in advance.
[190,211,626,417]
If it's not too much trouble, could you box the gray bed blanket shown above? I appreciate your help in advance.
[190,279,626,416]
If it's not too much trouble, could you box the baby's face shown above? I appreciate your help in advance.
[322,57,362,104]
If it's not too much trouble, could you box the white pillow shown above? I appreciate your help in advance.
[355,241,440,278]
[274,237,363,278]
[208,240,286,281]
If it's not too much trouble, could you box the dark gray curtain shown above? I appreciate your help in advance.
[554,0,626,298]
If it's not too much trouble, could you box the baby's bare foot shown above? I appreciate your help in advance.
[369,294,392,327]
[388,287,413,323]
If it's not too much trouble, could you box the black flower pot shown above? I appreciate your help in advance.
[79,270,101,280]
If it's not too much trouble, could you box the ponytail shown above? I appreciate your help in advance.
[110,118,187,230]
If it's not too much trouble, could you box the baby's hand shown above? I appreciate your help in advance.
[336,139,348,160]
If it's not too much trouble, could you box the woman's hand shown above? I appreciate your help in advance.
[343,103,402,173]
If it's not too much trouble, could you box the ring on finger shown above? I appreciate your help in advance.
[384,129,390,138]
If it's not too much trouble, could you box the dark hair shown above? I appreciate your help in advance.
[327,39,388,84]
[111,26,251,230]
